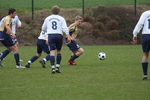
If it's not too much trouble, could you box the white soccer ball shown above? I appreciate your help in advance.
[98,52,106,60]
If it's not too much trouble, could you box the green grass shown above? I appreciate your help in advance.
[0,0,150,9]
[0,45,150,100]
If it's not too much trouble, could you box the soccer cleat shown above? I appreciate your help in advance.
[39,60,46,68]
[143,76,148,80]
[68,60,77,65]
[25,63,30,68]
[16,65,25,69]
[51,68,55,74]
[56,67,61,73]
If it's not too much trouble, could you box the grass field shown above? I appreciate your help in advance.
[0,0,150,9]
[0,45,150,100]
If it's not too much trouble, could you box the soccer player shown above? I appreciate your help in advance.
[42,5,72,73]
[0,15,22,62]
[133,10,150,80]
[0,8,24,68]
[25,31,50,68]
[67,16,84,65]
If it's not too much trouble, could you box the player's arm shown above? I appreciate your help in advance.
[42,18,48,32]
[132,12,145,44]
[5,18,13,35]
[16,19,22,28]
[62,18,72,42]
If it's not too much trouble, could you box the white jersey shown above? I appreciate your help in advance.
[0,15,21,35]
[133,10,150,37]
[42,14,69,35]
[38,31,48,40]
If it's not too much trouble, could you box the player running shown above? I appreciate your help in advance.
[133,10,150,80]
[0,8,24,68]
[67,16,84,65]
[0,15,23,63]
[25,31,50,68]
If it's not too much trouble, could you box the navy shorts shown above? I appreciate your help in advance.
[48,34,63,51]
[67,40,80,52]
[142,34,150,53]
[0,31,15,47]
[37,39,50,54]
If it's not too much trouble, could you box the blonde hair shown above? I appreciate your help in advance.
[51,5,60,14]
[75,16,83,21]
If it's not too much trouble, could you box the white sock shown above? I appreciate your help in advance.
[43,58,47,62]
[51,65,55,69]
[56,64,60,68]
[28,61,31,64]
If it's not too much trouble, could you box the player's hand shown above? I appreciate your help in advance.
[66,35,72,43]
[11,34,16,39]
[45,40,48,45]
[132,36,138,44]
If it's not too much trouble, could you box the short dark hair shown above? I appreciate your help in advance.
[51,6,60,14]
[8,8,16,15]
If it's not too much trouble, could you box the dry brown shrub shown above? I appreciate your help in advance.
[105,30,121,40]
[94,22,105,31]
[105,19,119,30]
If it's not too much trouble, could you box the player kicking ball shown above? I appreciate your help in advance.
[67,16,84,65]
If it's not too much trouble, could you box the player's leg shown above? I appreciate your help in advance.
[0,48,11,62]
[25,41,42,68]
[55,50,61,73]
[49,50,55,73]
[55,35,63,73]
[67,40,82,65]
[75,48,84,56]
[1,34,24,68]
[48,34,56,73]
[39,40,50,68]
[70,48,84,61]
[9,45,24,68]
[141,34,150,80]
[141,52,149,80]
[25,53,41,68]
[15,41,23,62]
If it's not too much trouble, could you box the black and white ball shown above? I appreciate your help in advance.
[98,52,106,60]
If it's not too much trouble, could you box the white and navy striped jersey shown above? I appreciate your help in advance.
[133,10,150,37]
[42,14,69,35]
[38,31,48,40]
[0,15,21,35]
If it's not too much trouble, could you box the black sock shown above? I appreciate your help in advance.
[70,55,79,61]
[0,49,11,61]
[50,55,55,66]
[30,55,39,63]
[56,54,61,65]
[142,62,148,76]
[14,53,20,66]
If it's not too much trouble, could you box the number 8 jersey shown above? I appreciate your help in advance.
[133,10,150,37]
[42,14,69,35]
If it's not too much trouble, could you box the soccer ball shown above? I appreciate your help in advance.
[98,52,106,60]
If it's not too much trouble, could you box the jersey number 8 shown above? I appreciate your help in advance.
[52,21,57,30]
